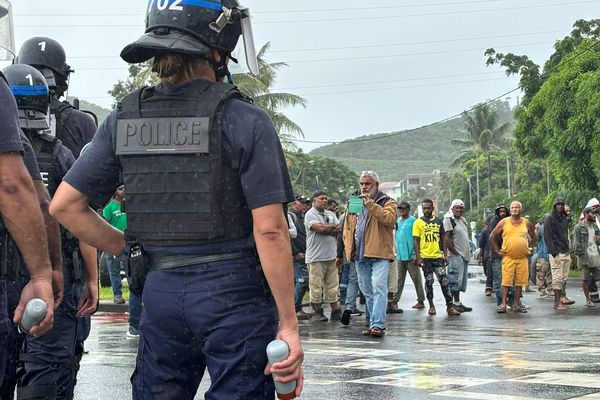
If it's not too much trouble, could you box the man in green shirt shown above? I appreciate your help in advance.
[102,186,126,303]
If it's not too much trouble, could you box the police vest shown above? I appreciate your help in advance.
[115,80,254,246]
[29,133,61,196]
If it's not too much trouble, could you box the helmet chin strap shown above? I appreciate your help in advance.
[208,50,233,83]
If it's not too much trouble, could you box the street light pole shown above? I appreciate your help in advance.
[467,177,473,211]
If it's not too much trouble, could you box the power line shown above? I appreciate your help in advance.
[256,0,600,24]
[12,0,510,17]
[270,29,567,53]
[61,41,552,72]
[299,77,512,97]
[13,0,599,27]
[285,41,552,64]
[63,29,567,60]
[293,39,600,144]
[276,71,506,91]
[294,87,520,144]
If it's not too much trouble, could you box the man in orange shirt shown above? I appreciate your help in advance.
[490,201,537,313]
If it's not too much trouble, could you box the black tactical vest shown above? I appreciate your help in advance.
[29,133,61,196]
[115,81,254,246]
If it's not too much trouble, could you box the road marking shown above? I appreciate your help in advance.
[510,371,600,388]
[349,374,497,389]
[432,390,551,399]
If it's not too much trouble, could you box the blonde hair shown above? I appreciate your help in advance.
[151,53,212,84]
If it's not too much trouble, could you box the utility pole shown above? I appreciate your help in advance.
[467,177,473,211]
[476,160,480,208]
[506,154,511,198]
[546,159,550,195]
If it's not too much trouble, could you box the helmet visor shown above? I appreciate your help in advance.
[0,0,15,63]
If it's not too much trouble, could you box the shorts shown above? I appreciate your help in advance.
[501,256,528,287]
[581,265,600,282]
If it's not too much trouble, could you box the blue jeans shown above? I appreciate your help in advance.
[447,255,469,294]
[293,260,309,312]
[356,259,389,330]
[106,254,122,296]
[344,261,360,311]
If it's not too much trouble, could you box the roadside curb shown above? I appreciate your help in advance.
[98,300,128,313]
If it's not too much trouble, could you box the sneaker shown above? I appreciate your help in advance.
[330,308,342,321]
[296,310,312,320]
[341,309,352,326]
[456,303,473,312]
[560,296,575,305]
[350,309,364,316]
[592,296,600,303]
[497,305,507,313]
[539,290,548,298]
[114,294,125,304]
[311,310,328,322]
[484,288,492,297]
[126,326,140,338]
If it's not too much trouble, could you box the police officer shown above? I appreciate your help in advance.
[15,36,96,158]
[0,1,54,382]
[15,35,98,392]
[50,1,303,399]
[3,64,98,400]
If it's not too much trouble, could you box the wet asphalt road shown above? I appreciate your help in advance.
[75,269,600,399]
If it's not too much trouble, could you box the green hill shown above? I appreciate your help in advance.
[67,97,111,125]
[310,100,515,183]
[310,117,465,182]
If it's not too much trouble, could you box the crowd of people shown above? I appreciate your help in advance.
[290,176,600,338]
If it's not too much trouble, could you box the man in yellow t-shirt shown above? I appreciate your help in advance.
[413,199,461,316]
[490,201,537,314]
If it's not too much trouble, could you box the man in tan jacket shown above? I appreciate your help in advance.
[342,171,397,337]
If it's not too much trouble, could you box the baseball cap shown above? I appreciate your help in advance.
[295,195,310,203]
[397,201,410,210]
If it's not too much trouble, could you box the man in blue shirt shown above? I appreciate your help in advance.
[388,202,425,313]
[49,1,303,398]
[0,4,54,381]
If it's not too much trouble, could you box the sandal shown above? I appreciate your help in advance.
[370,327,385,337]
[515,304,527,313]
[361,328,371,336]
[497,305,507,314]
[428,307,437,315]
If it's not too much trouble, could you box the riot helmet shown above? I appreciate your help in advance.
[0,0,15,63]
[16,37,72,97]
[121,0,258,79]
[3,64,50,130]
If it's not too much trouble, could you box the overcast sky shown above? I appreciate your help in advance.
[8,0,599,151]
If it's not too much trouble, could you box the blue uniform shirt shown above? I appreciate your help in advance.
[19,133,42,180]
[64,80,294,254]
[0,80,25,155]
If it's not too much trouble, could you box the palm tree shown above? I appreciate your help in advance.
[109,44,306,151]
[233,42,306,151]
[451,102,513,195]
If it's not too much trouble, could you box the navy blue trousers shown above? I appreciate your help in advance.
[131,258,278,400]
[19,266,89,400]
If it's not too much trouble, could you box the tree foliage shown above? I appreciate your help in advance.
[107,44,305,151]
[286,151,359,202]
[107,61,158,108]
[485,19,600,190]
[451,102,513,194]
[233,42,306,151]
